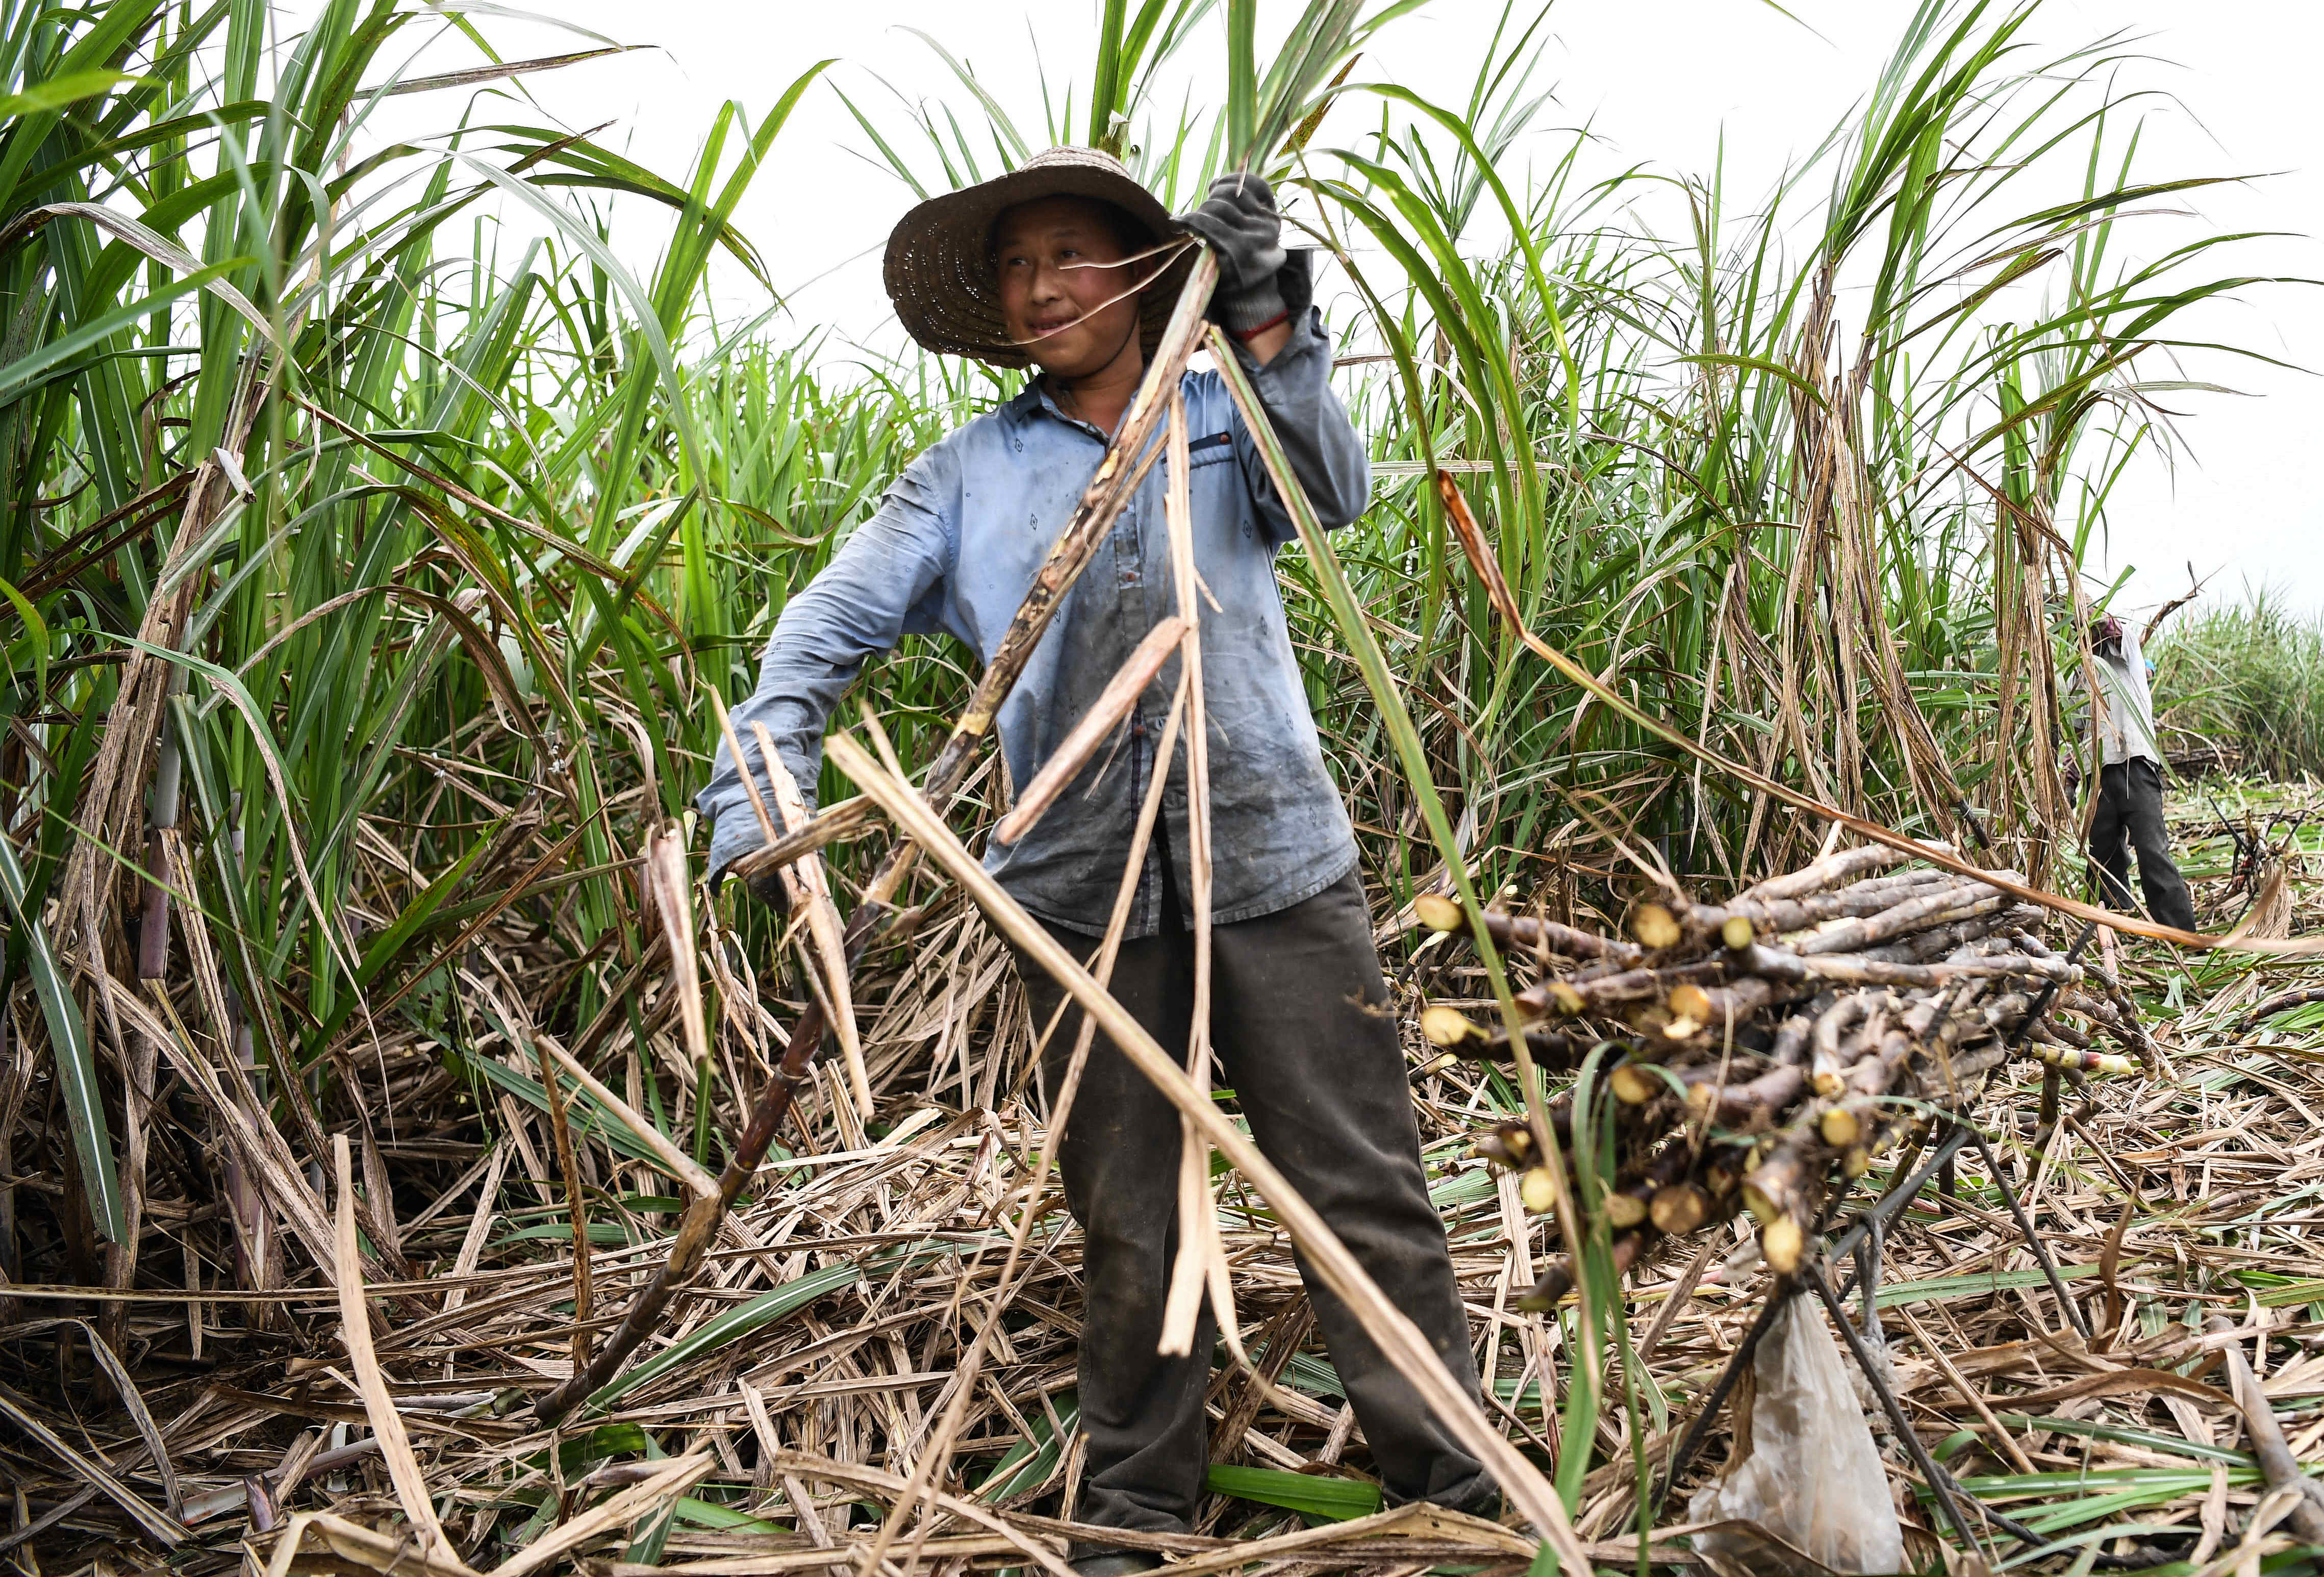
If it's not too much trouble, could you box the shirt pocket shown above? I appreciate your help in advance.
[1185,430,1235,469]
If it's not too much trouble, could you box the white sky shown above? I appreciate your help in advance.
[347,0,2320,615]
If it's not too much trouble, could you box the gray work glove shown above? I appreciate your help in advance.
[1175,172,1308,335]
[730,861,790,920]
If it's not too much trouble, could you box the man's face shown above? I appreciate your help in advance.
[993,196,1143,379]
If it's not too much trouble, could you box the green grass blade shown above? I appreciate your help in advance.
[0,833,123,1242]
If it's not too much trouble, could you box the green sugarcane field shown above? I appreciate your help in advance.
[3,1,2324,1573]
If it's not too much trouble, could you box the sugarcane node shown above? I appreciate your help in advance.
[1605,1190,1649,1229]
[1420,1003,1485,1047]
[1721,913,1757,951]
[1547,980,1587,1016]
[1520,1166,1560,1214]
[1650,1182,1708,1235]
[1412,891,1466,934]
[1631,901,1682,950]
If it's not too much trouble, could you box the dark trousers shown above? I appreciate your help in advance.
[2090,758,2196,932]
[1014,870,1490,1545]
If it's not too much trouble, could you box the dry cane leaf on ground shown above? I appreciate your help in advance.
[1,785,2319,1574]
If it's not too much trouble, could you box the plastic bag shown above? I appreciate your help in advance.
[1689,1297,1905,1575]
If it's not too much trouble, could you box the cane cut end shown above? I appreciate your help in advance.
[1412,891,1466,933]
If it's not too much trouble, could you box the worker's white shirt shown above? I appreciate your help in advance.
[2067,627,2163,766]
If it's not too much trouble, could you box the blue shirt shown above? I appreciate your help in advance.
[699,308,1370,937]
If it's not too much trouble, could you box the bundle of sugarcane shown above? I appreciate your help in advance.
[1418,844,2151,1306]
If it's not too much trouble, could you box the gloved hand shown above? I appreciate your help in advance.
[740,865,791,920]
[1175,172,1294,336]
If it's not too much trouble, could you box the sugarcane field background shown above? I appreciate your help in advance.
[9,0,2324,1571]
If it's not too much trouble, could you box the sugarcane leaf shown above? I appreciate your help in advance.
[1990,1413,2254,1466]
[0,257,258,410]
[351,831,492,989]
[365,44,644,99]
[577,1258,869,1415]
[0,833,123,1243]
[1874,1260,2104,1309]
[1224,0,1255,163]
[0,202,278,342]
[670,1498,787,1534]
[0,574,48,705]
[445,1044,673,1172]
[975,1390,1081,1503]
[1090,0,1129,148]
[0,69,141,118]
[1671,352,1833,412]
[1203,1464,1381,1522]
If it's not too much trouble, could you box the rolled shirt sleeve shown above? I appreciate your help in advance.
[697,453,953,883]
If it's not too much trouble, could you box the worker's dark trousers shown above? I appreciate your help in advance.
[1012,869,1491,1549]
[2090,758,2196,932]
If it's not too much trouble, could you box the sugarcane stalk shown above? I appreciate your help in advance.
[1735,841,1915,902]
[1741,1135,1822,1275]
[1607,1060,1661,1106]
[1808,994,1875,1097]
[1517,1226,1652,1311]
[1793,884,2009,954]
[1690,867,1955,940]
[1684,1059,1807,1130]
[1419,1007,1597,1067]
[2025,1042,2137,1076]
[1515,955,1729,1018]
[1412,889,1644,965]
[2205,1314,2324,1544]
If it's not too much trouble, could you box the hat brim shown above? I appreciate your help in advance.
[883,152,1196,369]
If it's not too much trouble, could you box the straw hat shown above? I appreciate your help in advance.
[883,145,1195,368]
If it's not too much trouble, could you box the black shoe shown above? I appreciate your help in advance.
[1071,1554,1163,1577]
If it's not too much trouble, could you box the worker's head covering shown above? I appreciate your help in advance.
[883,145,1197,368]
[2089,614,2125,658]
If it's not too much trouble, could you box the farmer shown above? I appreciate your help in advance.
[699,148,1494,1573]
[2070,613,2196,932]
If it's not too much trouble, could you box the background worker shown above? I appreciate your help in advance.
[698,148,1495,1575]
[2072,613,2197,932]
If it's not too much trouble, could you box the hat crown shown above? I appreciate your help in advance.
[1022,144,1132,178]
